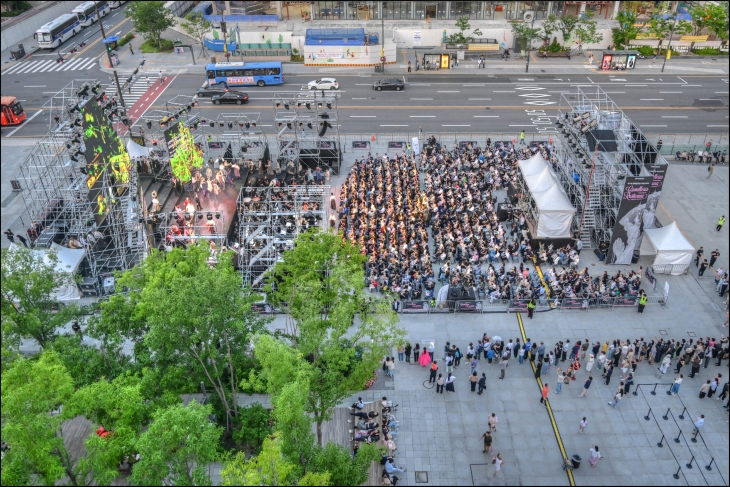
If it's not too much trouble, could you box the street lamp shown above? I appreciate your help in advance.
[381,18,385,72]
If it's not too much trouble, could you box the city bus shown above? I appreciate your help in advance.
[110,0,127,9]
[72,1,111,27]
[205,62,283,87]
[35,13,82,49]
[1,96,27,126]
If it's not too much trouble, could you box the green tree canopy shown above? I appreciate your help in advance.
[612,10,641,49]
[1,246,82,349]
[537,13,559,45]
[446,16,483,45]
[125,1,174,50]
[644,14,692,51]
[557,14,581,47]
[509,20,541,52]
[180,11,212,58]
[574,18,603,48]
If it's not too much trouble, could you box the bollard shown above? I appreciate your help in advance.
[644,407,652,421]
[691,429,699,443]
[678,406,687,420]
[657,434,665,448]
[706,457,715,472]
[662,408,670,420]
[674,429,684,444]
[633,384,640,396]
[652,383,659,395]
[673,466,681,480]
[686,455,695,469]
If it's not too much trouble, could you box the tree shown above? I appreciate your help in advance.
[110,243,269,434]
[537,13,559,45]
[49,333,132,388]
[308,442,382,487]
[574,18,604,51]
[696,3,729,43]
[644,14,692,52]
[125,1,174,50]
[180,11,211,59]
[232,403,272,454]
[446,16,483,45]
[509,20,541,52]
[260,230,404,446]
[130,401,222,486]
[612,10,641,49]
[1,352,75,486]
[557,14,581,48]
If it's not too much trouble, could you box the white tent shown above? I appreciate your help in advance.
[639,221,694,275]
[8,243,85,301]
[518,154,575,239]
[126,139,150,159]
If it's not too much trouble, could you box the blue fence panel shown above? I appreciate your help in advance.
[305,28,366,46]
[204,38,238,52]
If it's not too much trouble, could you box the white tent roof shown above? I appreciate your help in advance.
[8,243,85,301]
[640,221,694,275]
[517,154,547,176]
[518,155,575,239]
[126,139,149,159]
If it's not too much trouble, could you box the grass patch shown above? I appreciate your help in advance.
[139,38,174,53]
[290,55,304,62]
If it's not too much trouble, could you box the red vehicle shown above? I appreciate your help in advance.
[1,96,26,126]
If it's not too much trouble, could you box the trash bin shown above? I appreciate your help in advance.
[571,454,582,469]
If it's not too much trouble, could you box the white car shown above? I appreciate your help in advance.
[308,78,339,90]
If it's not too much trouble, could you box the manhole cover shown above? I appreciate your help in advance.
[415,471,429,483]
[370,97,377,99]
[687,331,696,337]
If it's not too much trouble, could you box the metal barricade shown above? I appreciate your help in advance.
[650,264,689,276]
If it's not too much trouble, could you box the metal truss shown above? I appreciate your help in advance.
[157,209,227,250]
[236,185,329,288]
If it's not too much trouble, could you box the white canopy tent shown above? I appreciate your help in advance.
[639,221,694,275]
[8,243,85,301]
[126,139,150,159]
[517,154,575,239]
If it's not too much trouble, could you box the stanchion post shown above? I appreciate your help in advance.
[673,466,681,480]
[657,434,665,448]
[633,384,640,396]
[674,429,683,444]
[686,455,695,469]
[644,407,652,421]
[691,429,699,443]
[663,408,670,420]
[678,406,687,420]
[652,383,659,395]
[706,457,715,472]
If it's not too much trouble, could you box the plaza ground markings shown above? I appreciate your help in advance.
[516,312,575,486]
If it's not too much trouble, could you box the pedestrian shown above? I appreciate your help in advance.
[128,83,132,94]
[708,163,715,179]
[498,356,508,379]
[129,43,134,55]
[608,391,622,409]
[519,130,526,146]
[604,363,613,385]
[693,414,704,432]
[588,53,594,65]
[652,51,657,63]
[717,215,726,231]
[436,373,444,393]
[470,356,478,375]
[539,383,549,407]
[578,376,592,397]
[638,293,647,313]
[412,343,420,362]
[717,381,728,401]
[699,259,709,278]
[445,373,455,393]
[386,357,395,377]
[407,61,412,72]
[454,347,462,367]
[427,342,435,362]
[579,417,587,433]
[159,70,164,83]
[624,372,634,395]
[695,247,704,267]
[527,298,535,318]
[708,375,719,398]
[429,361,438,383]
[492,453,503,476]
[477,373,486,395]
[699,380,710,399]
[536,357,549,379]
[670,374,683,395]
[405,342,412,363]
[3,229,15,244]
[709,249,720,267]
[470,371,479,392]
[659,354,671,374]
[518,345,525,364]
[488,413,498,432]
[556,368,565,394]
[585,354,595,372]
[443,341,451,361]
[589,445,601,467]
[480,431,494,454]
[445,353,454,374]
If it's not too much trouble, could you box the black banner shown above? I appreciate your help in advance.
[646,266,657,289]
[561,298,587,309]
[251,303,274,314]
[613,296,638,307]
[606,176,652,265]
[509,300,529,311]
[641,163,667,230]
[456,300,482,312]
[401,300,430,313]
[352,141,371,150]
[388,141,406,150]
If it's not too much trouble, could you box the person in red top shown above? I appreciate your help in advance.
[540,383,550,407]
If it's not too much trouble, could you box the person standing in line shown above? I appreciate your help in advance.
[445,373,455,393]
[562,340,570,362]
[470,371,479,392]
[413,343,420,363]
[492,453,503,477]
[427,341,435,362]
[405,343,412,363]
[659,354,672,374]
[436,373,445,394]
[536,357,549,379]
[556,368,565,394]
[624,372,634,395]
[539,383,550,407]
[470,356,478,374]
[699,259,709,278]
[537,341,546,363]
[710,249,720,267]
[443,341,451,362]
[695,247,704,267]
[670,374,683,395]
[699,380,710,399]
[477,373,486,395]
[579,417,587,433]
[717,215,726,232]
[518,345,525,365]
[707,375,719,398]
[429,361,438,383]
[480,431,494,454]
[387,357,395,377]
[498,356,508,379]
[445,353,454,375]
[693,414,705,432]
[608,390,622,409]
[578,376,592,397]
[717,381,728,402]
[397,345,405,362]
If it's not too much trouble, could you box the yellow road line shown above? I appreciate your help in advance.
[516,312,575,486]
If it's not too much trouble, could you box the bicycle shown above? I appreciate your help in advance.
[561,457,573,472]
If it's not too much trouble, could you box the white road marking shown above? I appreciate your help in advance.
[442,124,470,126]
[661,116,688,118]
[640,99,664,101]
[474,115,499,117]
[707,124,729,127]
[380,124,409,126]
[640,125,667,127]
[437,90,460,92]
[410,115,436,117]
[410,98,433,100]
[350,115,376,117]
[659,91,682,93]
[5,109,42,137]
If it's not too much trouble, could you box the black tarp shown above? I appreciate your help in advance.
[586,130,618,152]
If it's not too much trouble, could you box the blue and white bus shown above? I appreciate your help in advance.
[35,13,82,49]
[72,1,111,27]
[205,62,284,87]
[110,0,127,9]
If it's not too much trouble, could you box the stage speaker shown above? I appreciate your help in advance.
[79,277,99,296]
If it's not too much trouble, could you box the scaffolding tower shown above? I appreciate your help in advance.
[17,79,146,293]
[552,86,665,250]
[272,91,342,176]
[237,185,329,288]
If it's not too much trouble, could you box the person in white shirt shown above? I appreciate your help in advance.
[693,415,705,432]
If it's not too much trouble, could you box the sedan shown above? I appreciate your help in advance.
[308,77,339,90]
[195,81,229,97]
[372,78,404,91]
[211,92,249,105]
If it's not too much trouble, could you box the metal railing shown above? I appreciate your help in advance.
[643,134,728,161]
[341,133,555,153]
[650,264,690,276]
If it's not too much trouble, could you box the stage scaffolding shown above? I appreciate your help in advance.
[273,91,342,176]
[552,86,666,250]
[17,79,146,292]
[158,210,227,250]
[236,185,329,288]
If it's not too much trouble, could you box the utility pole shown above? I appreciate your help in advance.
[525,12,535,73]
[661,14,677,73]
[97,4,125,107]
[381,18,385,72]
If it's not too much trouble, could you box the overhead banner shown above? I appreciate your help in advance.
[606,176,652,265]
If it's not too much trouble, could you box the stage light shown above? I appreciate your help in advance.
[146,120,152,129]
[307,122,312,129]
[72,117,82,127]
[252,122,256,127]
[186,104,192,112]
[67,103,79,114]
[210,121,215,127]
[122,117,130,126]
[215,212,221,219]
[219,122,224,128]
[286,122,292,129]
[207,212,213,221]
[54,114,60,124]
[276,102,281,108]
[245,122,250,129]
[327,102,332,109]
[91,81,101,94]
[193,122,199,129]
[228,121,233,129]
[297,102,302,107]
[185,213,192,221]
[284,103,290,110]
[174,112,179,120]
[198,213,203,220]
[318,102,323,107]
[238,121,244,128]
[306,102,311,110]
[299,122,303,127]
[79,164,88,174]
[278,122,283,128]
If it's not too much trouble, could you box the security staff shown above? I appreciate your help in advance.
[638,293,648,314]
[717,215,726,232]
[527,299,536,319]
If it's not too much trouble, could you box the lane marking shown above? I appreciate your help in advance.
[437,90,460,92]
[640,124,667,127]
[699,98,721,101]
[350,115,376,117]
[494,90,515,92]
[352,97,367,99]
[707,124,729,127]
[380,124,408,126]
[23,85,46,88]
[409,115,436,117]
[640,99,664,101]
[661,116,688,118]
[659,91,682,93]
[410,98,433,100]
[5,109,43,137]
[625,84,648,86]
[468,98,491,100]
[474,115,499,117]
[602,91,625,93]
[442,124,470,126]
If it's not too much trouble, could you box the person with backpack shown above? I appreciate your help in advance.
[454,347,462,367]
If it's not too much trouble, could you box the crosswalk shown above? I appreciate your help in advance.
[3,56,99,75]
[104,76,160,108]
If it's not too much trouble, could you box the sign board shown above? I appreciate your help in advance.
[352,141,371,150]
[412,137,420,155]
[401,300,430,313]
[456,300,482,312]
[613,296,638,307]
[388,141,406,149]
[509,299,530,311]
[468,43,500,51]
[646,266,657,290]
[312,52,345,59]
[413,31,422,46]
[561,298,588,309]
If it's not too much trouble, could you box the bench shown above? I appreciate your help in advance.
[541,51,570,58]
[468,43,500,51]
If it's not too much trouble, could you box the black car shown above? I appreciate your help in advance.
[195,81,229,97]
[372,78,405,91]
[211,92,249,105]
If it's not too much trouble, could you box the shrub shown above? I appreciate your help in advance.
[140,38,174,53]
[0,1,31,17]
[117,32,135,47]
[692,47,722,56]
[637,45,655,56]
[232,403,272,454]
